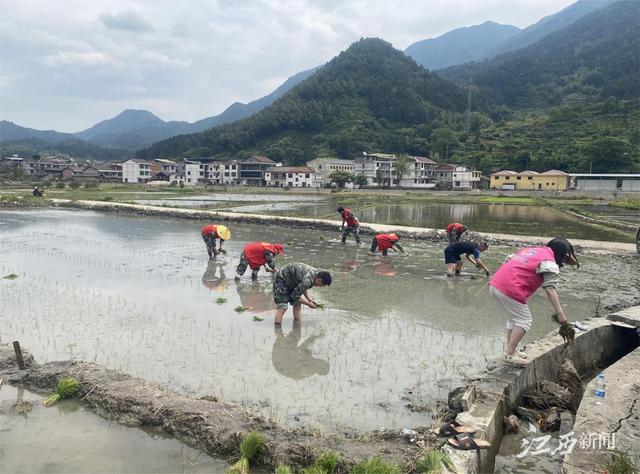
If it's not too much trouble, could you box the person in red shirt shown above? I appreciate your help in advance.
[337,206,361,244]
[369,233,406,256]
[201,224,230,259]
[235,242,284,280]
[446,223,467,243]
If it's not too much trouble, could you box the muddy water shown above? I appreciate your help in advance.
[0,384,224,473]
[1,210,638,431]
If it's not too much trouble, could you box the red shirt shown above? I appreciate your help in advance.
[341,208,359,227]
[244,242,279,269]
[375,233,400,251]
[201,224,220,238]
[446,223,465,234]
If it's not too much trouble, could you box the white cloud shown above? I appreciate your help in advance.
[0,0,577,131]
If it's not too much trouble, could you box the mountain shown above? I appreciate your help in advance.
[440,0,640,108]
[137,38,470,163]
[0,137,129,161]
[404,21,520,70]
[0,121,75,143]
[485,0,614,58]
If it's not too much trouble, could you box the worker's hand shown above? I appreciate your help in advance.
[557,314,569,325]
[485,270,490,277]
[306,301,317,309]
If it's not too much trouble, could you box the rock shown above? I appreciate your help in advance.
[559,410,575,436]
[522,380,573,411]
[539,407,561,433]
[504,415,520,434]
[557,359,582,411]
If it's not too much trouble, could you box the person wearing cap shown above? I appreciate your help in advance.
[444,241,490,277]
[337,206,361,244]
[369,233,406,256]
[273,262,332,324]
[201,224,230,259]
[490,238,579,364]
[446,223,467,243]
[235,242,284,280]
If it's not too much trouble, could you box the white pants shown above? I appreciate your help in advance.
[490,285,533,332]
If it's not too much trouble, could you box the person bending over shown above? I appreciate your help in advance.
[337,206,361,244]
[235,242,284,280]
[369,233,406,256]
[444,241,490,277]
[272,263,331,324]
[201,224,230,259]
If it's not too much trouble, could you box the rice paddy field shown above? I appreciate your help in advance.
[1,209,638,432]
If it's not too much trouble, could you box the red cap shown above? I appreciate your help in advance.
[275,243,284,255]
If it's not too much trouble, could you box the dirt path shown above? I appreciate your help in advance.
[0,344,432,472]
[48,199,637,254]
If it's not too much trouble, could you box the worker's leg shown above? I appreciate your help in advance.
[274,307,287,325]
[292,302,303,322]
[235,253,248,279]
[251,267,260,280]
[491,286,532,356]
[446,263,456,276]
[273,277,289,325]
[369,237,378,254]
[341,227,351,243]
[353,226,361,244]
[203,235,213,258]
[455,261,463,275]
[382,249,388,256]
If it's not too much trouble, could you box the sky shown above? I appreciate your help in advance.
[0,0,576,132]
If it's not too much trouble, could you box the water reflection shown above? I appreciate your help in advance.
[373,258,397,277]
[234,280,274,314]
[201,261,227,291]
[271,323,330,380]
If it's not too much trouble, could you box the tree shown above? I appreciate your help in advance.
[431,128,459,161]
[584,137,637,173]
[354,174,369,187]
[328,170,355,188]
[374,169,385,187]
[393,156,411,188]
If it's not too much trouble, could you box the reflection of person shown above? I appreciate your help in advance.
[235,280,273,313]
[490,239,579,364]
[273,263,332,324]
[202,261,227,291]
[235,242,284,280]
[337,206,361,244]
[444,241,490,277]
[369,233,406,256]
[373,260,397,276]
[201,224,230,259]
[446,223,467,243]
[271,323,330,380]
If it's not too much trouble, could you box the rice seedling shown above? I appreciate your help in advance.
[315,451,340,473]
[415,449,456,473]
[44,377,79,407]
[13,401,33,416]
[229,431,266,474]
[253,316,264,322]
[352,457,402,474]
[234,305,247,313]
[275,465,293,474]
[215,297,228,304]
[315,303,326,310]
[605,450,639,474]
[2,273,18,280]
[302,467,326,474]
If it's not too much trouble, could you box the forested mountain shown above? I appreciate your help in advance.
[0,138,130,161]
[0,121,75,143]
[137,38,470,163]
[405,21,520,70]
[440,0,640,108]
[485,0,613,58]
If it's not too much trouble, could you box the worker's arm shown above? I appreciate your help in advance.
[394,243,407,255]
[263,251,276,273]
[291,283,316,308]
[303,289,316,306]
[545,287,567,324]
[474,258,491,277]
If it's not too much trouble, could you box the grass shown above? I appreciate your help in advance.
[415,450,456,473]
[214,297,228,304]
[275,466,293,474]
[479,196,536,204]
[252,316,264,322]
[301,451,341,474]
[234,305,247,313]
[2,273,18,279]
[352,457,402,474]
[605,450,639,474]
[44,377,79,407]
[229,431,266,474]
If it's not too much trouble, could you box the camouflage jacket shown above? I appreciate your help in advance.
[274,263,317,303]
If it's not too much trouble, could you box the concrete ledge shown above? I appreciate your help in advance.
[445,314,640,473]
[608,306,640,329]
[49,199,638,253]
[563,347,640,473]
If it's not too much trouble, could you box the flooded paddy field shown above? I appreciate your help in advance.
[133,193,633,242]
[1,209,638,432]
[0,384,224,473]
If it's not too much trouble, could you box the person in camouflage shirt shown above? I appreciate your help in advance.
[273,262,332,324]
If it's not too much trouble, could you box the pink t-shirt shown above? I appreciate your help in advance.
[490,247,557,304]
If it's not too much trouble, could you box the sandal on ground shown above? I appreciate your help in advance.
[515,350,528,359]
[447,433,491,451]
[502,353,529,365]
[430,421,476,437]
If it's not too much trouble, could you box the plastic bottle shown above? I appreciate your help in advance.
[594,372,606,402]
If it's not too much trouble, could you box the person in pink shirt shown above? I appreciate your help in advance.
[490,239,579,364]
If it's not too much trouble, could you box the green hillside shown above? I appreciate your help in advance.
[137,38,470,163]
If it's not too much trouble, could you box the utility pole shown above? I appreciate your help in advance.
[464,86,472,134]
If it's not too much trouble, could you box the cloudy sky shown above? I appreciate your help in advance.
[0,0,575,132]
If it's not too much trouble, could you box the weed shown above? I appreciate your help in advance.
[316,451,340,473]
[234,305,247,313]
[605,450,639,474]
[302,467,326,474]
[252,316,264,322]
[416,450,456,473]
[229,431,266,473]
[44,377,79,407]
[352,457,402,474]
[215,297,228,304]
[2,274,18,280]
[275,465,293,474]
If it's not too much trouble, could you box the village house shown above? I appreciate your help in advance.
[434,164,481,190]
[354,152,439,188]
[61,165,101,183]
[238,156,280,186]
[306,157,356,186]
[149,159,177,181]
[490,170,569,191]
[122,159,152,183]
[264,166,321,188]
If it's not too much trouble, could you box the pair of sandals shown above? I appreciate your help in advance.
[431,422,491,451]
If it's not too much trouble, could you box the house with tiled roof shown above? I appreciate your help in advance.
[264,166,321,188]
[238,156,281,186]
[490,169,569,190]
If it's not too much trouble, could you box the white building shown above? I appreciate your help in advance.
[434,164,481,190]
[354,152,438,188]
[122,159,151,183]
[183,160,240,185]
[570,173,640,191]
[306,157,355,186]
[264,166,321,188]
